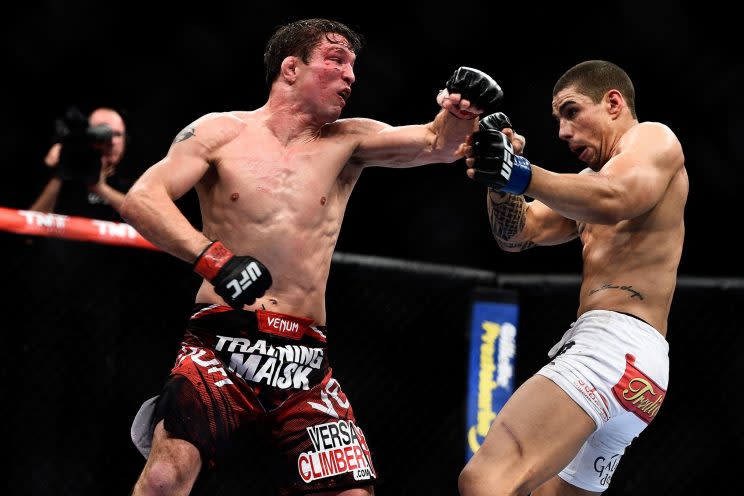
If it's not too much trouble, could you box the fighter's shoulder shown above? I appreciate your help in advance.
[625,122,683,159]
[190,111,250,136]
[326,117,392,136]
[627,121,680,144]
[174,111,249,149]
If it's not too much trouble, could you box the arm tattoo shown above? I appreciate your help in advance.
[589,283,645,300]
[487,189,536,251]
[172,126,195,144]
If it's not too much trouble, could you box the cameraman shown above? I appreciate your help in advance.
[29,106,131,221]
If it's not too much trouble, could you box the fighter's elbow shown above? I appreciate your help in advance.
[494,236,535,252]
[119,187,149,225]
[118,194,136,224]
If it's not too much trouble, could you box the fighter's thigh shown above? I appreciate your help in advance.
[463,375,596,490]
[532,476,600,496]
[141,420,202,481]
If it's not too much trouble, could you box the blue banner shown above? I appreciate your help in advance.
[465,291,519,461]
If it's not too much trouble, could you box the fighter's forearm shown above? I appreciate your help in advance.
[487,189,536,251]
[120,186,210,263]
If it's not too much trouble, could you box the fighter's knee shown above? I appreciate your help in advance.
[134,460,194,496]
[458,461,531,496]
[458,463,479,495]
[459,462,499,496]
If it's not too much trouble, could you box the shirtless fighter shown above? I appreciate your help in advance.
[122,18,503,496]
[458,60,687,495]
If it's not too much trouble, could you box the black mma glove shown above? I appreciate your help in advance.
[480,112,512,132]
[470,113,532,194]
[445,67,504,116]
[193,241,272,309]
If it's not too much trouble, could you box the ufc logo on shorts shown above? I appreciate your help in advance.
[227,262,262,298]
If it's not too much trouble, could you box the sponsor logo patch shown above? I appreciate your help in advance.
[298,420,376,483]
[594,453,621,487]
[612,354,665,423]
[573,378,610,422]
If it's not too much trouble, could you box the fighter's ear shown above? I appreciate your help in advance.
[605,89,624,119]
[280,56,299,84]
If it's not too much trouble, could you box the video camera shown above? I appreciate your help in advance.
[55,106,113,184]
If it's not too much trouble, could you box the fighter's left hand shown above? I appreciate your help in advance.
[437,89,480,120]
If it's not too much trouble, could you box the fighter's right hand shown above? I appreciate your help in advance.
[193,241,272,309]
[467,113,532,194]
[439,67,503,119]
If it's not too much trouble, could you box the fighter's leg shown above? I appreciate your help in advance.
[531,475,600,496]
[131,420,201,496]
[458,375,596,496]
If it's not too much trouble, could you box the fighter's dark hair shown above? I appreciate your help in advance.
[553,60,637,119]
[263,18,364,87]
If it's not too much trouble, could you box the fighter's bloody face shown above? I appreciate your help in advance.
[552,87,609,171]
[296,34,356,122]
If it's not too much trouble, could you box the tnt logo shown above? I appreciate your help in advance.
[227,262,262,298]
[19,210,68,229]
[91,220,138,239]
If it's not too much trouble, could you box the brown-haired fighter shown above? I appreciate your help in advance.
[458,60,687,495]
[122,18,503,496]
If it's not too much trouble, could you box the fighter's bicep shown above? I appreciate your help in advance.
[353,122,434,168]
[136,146,212,201]
[141,113,243,199]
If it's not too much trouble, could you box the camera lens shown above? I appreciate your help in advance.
[87,124,114,144]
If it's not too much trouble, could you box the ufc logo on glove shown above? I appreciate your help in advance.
[227,262,263,298]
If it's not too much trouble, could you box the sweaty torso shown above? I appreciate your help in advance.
[194,111,364,324]
[577,135,688,335]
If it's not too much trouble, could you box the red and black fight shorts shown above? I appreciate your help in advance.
[152,304,377,494]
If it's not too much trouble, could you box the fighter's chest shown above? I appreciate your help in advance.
[216,143,347,196]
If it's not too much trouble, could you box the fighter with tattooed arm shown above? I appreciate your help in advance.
[458,60,687,495]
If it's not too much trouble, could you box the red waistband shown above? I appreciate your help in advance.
[190,305,327,343]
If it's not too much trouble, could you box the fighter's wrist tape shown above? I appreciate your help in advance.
[194,240,233,280]
[502,155,532,195]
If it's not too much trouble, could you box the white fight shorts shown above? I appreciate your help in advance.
[536,310,669,492]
